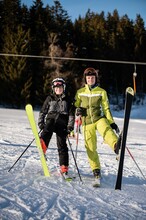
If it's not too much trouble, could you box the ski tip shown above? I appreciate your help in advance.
[126,87,134,96]
[25,104,32,111]
[65,177,73,182]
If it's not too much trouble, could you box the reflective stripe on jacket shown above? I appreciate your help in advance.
[74,84,114,126]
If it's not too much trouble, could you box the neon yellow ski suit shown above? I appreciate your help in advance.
[75,84,118,171]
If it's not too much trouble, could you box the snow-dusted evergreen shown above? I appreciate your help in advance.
[0,101,146,219]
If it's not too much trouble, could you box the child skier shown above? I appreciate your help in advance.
[38,78,75,178]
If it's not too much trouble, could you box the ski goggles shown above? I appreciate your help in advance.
[52,81,63,88]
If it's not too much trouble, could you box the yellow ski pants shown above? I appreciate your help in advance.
[82,117,118,171]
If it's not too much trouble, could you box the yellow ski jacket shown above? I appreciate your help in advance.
[74,84,115,126]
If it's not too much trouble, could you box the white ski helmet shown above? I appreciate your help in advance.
[52,78,66,91]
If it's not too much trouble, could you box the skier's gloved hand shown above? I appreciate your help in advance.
[76,107,86,116]
[67,126,74,137]
[38,123,45,130]
[67,126,74,134]
[110,123,120,134]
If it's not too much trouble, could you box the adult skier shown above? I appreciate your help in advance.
[74,67,121,183]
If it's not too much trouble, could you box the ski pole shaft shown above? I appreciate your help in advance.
[75,117,81,160]
[118,129,145,180]
[8,130,41,172]
[8,138,35,172]
[67,136,83,182]
[121,124,145,180]
[126,146,146,180]
[74,119,79,173]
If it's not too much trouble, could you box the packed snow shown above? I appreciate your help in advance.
[0,101,146,219]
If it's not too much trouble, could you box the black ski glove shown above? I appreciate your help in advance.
[67,126,74,134]
[38,123,45,130]
[76,107,86,116]
[110,123,120,134]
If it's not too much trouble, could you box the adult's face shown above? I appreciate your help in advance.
[86,75,96,86]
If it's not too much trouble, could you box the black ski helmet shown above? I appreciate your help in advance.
[84,67,99,84]
[52,78,66,91]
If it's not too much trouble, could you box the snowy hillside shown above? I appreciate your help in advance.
[0,104,146,220]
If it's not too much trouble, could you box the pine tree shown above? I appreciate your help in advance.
[28,0,49,105]
[134,15,146,61]
[1,25,30,106]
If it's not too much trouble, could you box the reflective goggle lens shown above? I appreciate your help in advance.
[53,81,63,87]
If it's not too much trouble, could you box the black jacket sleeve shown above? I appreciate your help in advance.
[67,100,75,129]
[38,96,50,129]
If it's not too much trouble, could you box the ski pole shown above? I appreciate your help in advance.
[117,131,146,180]
[8,130,41,172]
[74,117,82,173]
[126,146,146,180]
[67,136,83,183]
[75,116,81,160]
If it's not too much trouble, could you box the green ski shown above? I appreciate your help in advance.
[25,104,50,177]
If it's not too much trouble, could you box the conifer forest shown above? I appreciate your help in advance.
[0,0,146,107]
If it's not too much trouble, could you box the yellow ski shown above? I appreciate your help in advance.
[25,104,50,177]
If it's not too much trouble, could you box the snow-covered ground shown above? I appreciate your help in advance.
[0,103,146,220]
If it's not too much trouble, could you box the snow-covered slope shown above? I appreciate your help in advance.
[0,106,146,220]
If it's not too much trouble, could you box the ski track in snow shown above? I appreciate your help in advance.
[0,107,146,220]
